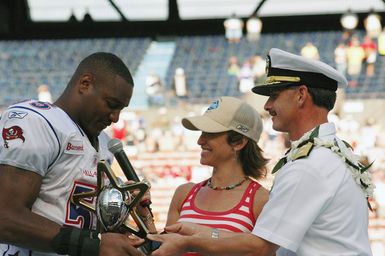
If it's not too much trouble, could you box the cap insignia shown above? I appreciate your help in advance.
[236,124,249,133]
[265,55,271,74]
[206,100,219,112]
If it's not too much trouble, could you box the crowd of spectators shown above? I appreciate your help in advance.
[145,67,189,107]
[334,33,379,87]
[227,54,266,93]
[224,27,385,97]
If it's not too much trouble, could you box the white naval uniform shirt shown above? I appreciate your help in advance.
[252,123,372,256]
[0,100,114,256]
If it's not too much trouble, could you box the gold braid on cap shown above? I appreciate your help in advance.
[266,76,301,84]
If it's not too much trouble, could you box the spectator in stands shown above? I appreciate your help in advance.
[0,52,145,255]
[300,42,320,60]
[250,55,266,83]
[163,96,269,255]
[146,71,165,106]
[227,56,240,76]
[346,35,365,87]
[339,30,353,45]
[378,27,385,55]
[361,35,378,77]
[364,10,382,39]
[246,14,262,42]
[238,60,254,93]
[149,48,373,256]
[37,84,53,103]
[224,13,244,43]
[334,42,348,76]
[172,67,188,100]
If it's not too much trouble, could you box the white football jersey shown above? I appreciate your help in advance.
[0,100,114,256]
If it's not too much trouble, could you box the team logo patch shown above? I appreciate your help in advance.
[30,101,51,110]
[206,100,219,111]
[2,126,25,148]
[8,111,28,119]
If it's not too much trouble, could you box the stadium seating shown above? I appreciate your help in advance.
[165,30,385,103]
[1,31,384,108]
[0,37,152,108]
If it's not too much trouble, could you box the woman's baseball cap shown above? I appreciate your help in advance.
[182,96,263,143]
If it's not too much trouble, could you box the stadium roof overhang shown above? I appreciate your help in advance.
[1,0,385,39]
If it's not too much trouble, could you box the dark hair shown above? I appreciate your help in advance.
[307,87,336,111]
[227,130,268,180]
[74,52,134,86]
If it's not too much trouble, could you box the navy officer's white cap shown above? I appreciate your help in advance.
[252,48,348,96]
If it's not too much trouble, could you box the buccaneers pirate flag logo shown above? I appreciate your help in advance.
[2,126,25,148]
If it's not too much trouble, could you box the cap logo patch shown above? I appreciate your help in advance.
[236,124,249,133]
[206,100,219,112]
[2,126,25,148]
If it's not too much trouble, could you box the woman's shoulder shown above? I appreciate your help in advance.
[174,181,203,198]
[176,182,197,192]
[251,181,270,219]
[250,180,269,204]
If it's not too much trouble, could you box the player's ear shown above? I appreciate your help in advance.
[78,73,94,93]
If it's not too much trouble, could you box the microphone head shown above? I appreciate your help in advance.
[108,138,123,154]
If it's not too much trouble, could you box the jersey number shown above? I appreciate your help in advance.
[65,181,96,229]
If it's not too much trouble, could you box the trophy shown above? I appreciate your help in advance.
[72,139,160,254]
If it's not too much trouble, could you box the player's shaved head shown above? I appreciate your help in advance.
[70,52,134,87]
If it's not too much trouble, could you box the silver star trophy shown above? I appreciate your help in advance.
[71,140,158,254]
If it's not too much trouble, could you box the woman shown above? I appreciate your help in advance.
[165,96,269,255]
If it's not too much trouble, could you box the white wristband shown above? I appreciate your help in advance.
[211,228,219,239]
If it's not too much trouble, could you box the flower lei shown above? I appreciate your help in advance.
[272,126,375,209]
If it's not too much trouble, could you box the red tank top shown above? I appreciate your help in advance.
[178,179,261,256]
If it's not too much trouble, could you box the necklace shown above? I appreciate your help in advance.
[207,177,247,190]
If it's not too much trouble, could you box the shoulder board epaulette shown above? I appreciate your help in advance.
[291,141,314,161]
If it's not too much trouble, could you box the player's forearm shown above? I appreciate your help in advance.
[0,207,61,252]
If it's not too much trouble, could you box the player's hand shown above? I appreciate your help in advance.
[100,232,145,256]
[126,179,152,217]
[164,222,212,237]
[147,232,186,256]
[147,223,213,256]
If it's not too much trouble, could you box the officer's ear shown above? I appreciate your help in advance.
[297,85,309,107]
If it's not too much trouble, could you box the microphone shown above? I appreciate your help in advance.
[107,138,140,182]
[107,138,151,208]
[107,138,162,252]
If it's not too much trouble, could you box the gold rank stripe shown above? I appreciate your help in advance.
[266,76,301,83]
